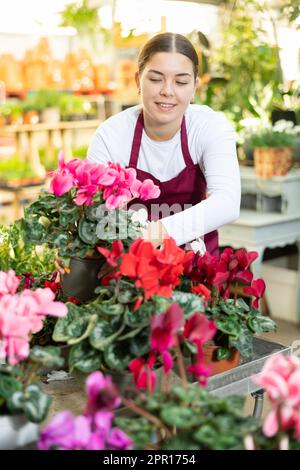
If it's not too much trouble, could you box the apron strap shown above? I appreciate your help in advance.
[128,112,144,168]
[180,115,194,168]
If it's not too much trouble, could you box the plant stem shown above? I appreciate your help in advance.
[121,397,172,439]
[234,281,239,304]
[175,335,187,389]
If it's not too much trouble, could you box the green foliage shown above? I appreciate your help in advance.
[0,346,64,422]
[246,127,296,148]
[117,383,259,450]
[7,384,51,423]
[52,282,207,374]
[0,156,38,182]
[209,0,281,125]
[0,220,55,278]
[205,298,277,358]
[23,192,141,266]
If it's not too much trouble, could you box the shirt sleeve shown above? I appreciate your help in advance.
[160,115,241,246]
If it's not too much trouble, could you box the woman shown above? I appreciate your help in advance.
[87,32,240,255]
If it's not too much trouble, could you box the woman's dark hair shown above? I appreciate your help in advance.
[138,32,199,79]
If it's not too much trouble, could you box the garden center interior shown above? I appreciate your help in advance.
[0,0,300,452]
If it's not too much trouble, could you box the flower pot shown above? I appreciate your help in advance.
[0,414,39,449]
[61,256,106,302]
[202,345,240,376]
[254,147,293,179]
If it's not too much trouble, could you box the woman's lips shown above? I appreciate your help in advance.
[155,102,176,111]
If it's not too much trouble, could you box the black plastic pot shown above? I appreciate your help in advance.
[61,256,106,302]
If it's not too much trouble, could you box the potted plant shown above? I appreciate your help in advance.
[0,269,68,449]
[182,247,277,374]
[23,152,160,301]
[114,307,258,450]
[59,93,89,121]
[0,155,44,187]
[245,122,297,178]
[28,89,62,123]
[51,238,200,379]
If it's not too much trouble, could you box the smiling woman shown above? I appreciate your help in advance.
[87,32,241,252]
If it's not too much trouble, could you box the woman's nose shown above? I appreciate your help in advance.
[160,81,174,96]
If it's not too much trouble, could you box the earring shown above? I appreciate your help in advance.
[138,88,141,95]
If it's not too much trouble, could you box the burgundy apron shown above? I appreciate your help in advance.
[127,112,218,256]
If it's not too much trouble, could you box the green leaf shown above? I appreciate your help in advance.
[160,406,199,429]
[230,326,253,358]
[124,304,153,328]
[193,423,218,446]
[247,315,277,334]
[89,320,125,350]
[85,205,100,222]
[216,347,231,361]
[104,341,133,371]
[69,341,102,373]
[7,384,52,423]
[171,291,204,318]
[0,373,22,400]
[129,327,151,357]
[78,218,98,245]
[216,317,242,338]
[29,346,64,368]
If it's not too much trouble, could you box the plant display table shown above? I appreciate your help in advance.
[2,120,101,176]
[0,182,46,221]
[240,166,300,215]
[219,209,300,322]
[207,337,291,417]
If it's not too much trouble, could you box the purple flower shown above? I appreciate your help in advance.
[85,371,121,414]
[38,411,75,450]
[107,428,133,450]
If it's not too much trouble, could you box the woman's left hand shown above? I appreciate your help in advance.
[139,220,169,247]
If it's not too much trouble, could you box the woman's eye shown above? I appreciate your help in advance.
[149,78,162,82]
[176,82,188,85]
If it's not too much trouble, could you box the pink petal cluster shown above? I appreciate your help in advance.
[38,371,132,450]
[49,152,160,209]
[0,270,68,365]
[253,353,300,438]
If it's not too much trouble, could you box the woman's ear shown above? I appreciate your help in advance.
[135,72,140,94]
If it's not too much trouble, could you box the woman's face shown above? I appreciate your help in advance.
[136,52,198,127]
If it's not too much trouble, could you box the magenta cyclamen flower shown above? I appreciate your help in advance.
[85,371,121,414]
[38,372,133,451]
[150,303,184,354]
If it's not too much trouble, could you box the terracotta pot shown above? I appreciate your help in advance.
[61,255,106,302]
[202,345,240,376]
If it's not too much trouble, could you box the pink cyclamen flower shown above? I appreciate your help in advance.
[253,353,300,438]
[0,269,20,297]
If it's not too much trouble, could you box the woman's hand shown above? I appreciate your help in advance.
[139,220,169,247]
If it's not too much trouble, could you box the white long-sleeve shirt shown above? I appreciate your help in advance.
[87,104,241,246]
